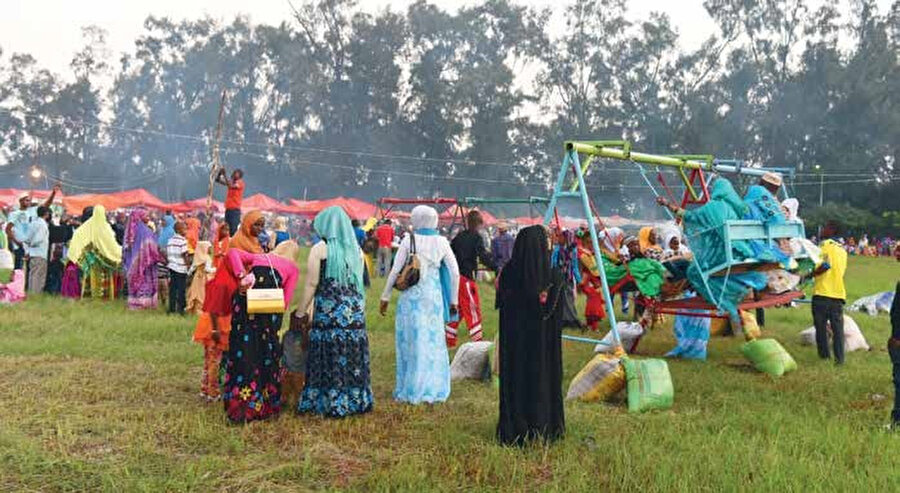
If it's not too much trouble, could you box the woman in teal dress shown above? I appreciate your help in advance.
[295,206,374,417]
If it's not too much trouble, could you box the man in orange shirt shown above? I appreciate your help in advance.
[217,168,245,235]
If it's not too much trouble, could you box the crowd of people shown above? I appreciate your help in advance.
[3,167,899,442]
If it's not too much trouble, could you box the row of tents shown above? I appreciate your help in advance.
[0,188,378,220]
[0,187,653,229]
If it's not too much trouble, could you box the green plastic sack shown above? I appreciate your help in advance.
[741,339,797,377]
[622,358,674,413]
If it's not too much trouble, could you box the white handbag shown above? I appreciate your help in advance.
[246,255,285,314]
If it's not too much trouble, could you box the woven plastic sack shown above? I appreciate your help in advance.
[740,310,761,340]
[566,350,626,402]
[594,322,644,354]
[741,339,796,377]
[450,341,494,381]
[622,357,674,413]
[849,292,895,316]
[798,315,870,352]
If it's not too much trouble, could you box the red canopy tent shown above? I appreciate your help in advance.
[287,199,324,218]
[177,198,225,214]
[108,188,169,210]
[241,193,297,214]
[440,205,497,226]
[316,197,377,220]
[62,194,123,215]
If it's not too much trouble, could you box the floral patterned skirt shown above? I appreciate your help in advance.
[222,266,284,424]
[298,277,374,418]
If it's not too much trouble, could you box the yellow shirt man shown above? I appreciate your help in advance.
[813,239,847,300]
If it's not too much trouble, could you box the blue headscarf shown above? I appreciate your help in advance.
[313,206,364,294]
[157,215,175,248]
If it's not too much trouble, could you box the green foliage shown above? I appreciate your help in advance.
[806,202,899,236]
[0,0,897,216]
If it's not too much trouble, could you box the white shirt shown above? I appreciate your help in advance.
[166,235,189,274]
[381,233,460,303]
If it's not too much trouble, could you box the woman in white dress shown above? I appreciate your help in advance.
[380,206,460,404]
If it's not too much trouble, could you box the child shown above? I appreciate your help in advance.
[193,310,231,401]
[186,241,215,314]
[576,233,606,331]
[166,221,190,315]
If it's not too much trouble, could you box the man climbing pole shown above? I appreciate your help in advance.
[216,168,245,236]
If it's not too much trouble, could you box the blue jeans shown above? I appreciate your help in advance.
[225,209,241,236]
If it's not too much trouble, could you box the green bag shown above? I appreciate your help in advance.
[741,339,797,377]
[622,357,674,413]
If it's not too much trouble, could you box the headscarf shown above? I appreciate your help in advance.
[191,241,212,270]
[157,215,175,249]
[781,198,799,221]
[123,208,161,276]
[313,206,364,294]
[500,225,551,301]
[67,205,122,266]
[274,216,288,232]
[599,227,624,253]
[709,176,748,218]
[552,229,578,283]
[214,222,230,255]
[410,205,455,322]
[230,210,264,254]
[661,229,682,254]
[184,217,201,251]
[638,226,662,254]
[411,205,439,231]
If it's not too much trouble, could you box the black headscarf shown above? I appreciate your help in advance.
[500,225,552,302]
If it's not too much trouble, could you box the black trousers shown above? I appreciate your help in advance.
[812,295,845,364]
[225,209,241,236]
[168,270,187,314]
[890,344,900,423]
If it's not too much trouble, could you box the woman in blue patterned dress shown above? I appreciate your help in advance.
[380,206,460,404]
[295,206,374,417]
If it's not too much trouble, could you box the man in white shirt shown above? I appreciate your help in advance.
[23,206,51,293]
[166,221,190,315]
[5,186,60,269]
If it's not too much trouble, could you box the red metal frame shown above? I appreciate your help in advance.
[377,197,464,229]
[679,168,711,208]
[641,290,804,318]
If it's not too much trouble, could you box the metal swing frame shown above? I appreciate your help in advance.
[545,140,808,343]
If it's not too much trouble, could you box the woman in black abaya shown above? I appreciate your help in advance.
[496,225,565,446]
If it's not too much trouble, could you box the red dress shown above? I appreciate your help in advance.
[203,259,239,316]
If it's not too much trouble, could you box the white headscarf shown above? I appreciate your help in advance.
[781,198,800,221]
[411,205,439,231]
[599,227,624,252]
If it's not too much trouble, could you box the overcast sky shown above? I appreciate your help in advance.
[2,0,893,81]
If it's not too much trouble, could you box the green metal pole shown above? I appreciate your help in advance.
[567,141,712,170]
[567,149,621,346]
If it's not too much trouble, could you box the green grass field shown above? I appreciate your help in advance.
[1,256,898,491]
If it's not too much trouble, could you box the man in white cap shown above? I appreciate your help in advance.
[5,185,60,270]
[759,171,783,195]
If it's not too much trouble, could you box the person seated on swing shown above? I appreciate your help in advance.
[595,225,625,264]
[660,229,692,284]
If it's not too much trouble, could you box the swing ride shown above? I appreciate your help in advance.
[544,140,811,346]
[460,196,550,226]
[376,197,466,228]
